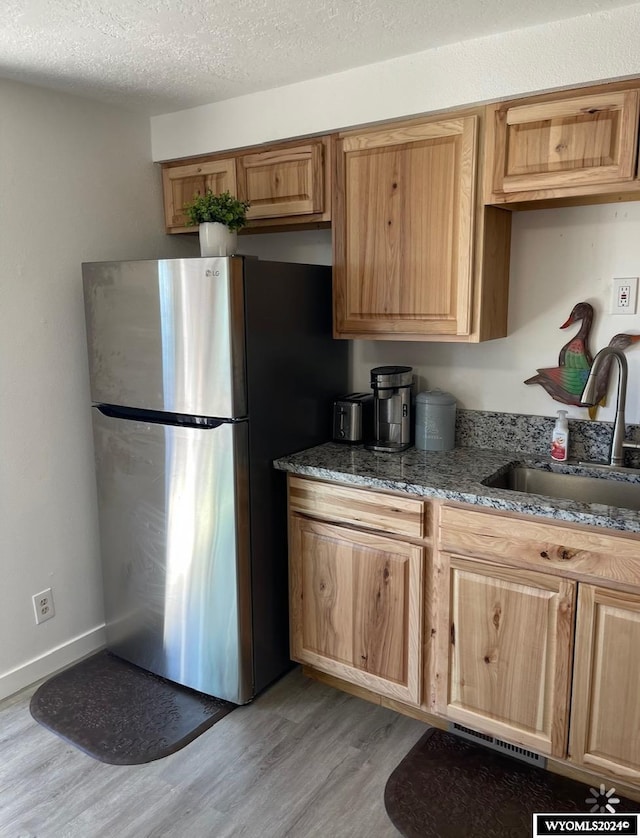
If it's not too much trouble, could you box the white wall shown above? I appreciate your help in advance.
[151,5,640,161]
[0,80,198,699]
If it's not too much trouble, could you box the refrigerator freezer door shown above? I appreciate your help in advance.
[92,407,253,703]
[83,257,247,418]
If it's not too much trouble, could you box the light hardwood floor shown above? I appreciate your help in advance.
[0,666,427,838]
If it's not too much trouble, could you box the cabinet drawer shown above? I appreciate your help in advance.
[439,504,640,589]
[289,476,426,538]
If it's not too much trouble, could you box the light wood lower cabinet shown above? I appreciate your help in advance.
[435,553,575,757]
[570,584,640,782]
[436,503,640,767]
[286,479,640,792]
[288,514,424,705]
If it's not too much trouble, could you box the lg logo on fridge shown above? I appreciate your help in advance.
[205,269,220,277]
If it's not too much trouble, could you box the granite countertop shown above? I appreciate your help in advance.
[274,442,640,535]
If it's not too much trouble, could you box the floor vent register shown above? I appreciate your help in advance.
[448,722,547,768]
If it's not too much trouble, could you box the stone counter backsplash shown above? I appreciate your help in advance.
[456,409,640,467]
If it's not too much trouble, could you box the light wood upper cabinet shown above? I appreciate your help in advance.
[570,584,640,782]
[333,113,511,341]
[236,139,328,221]
[162,159,237,233]
[436,553,575,758]
[486,88,640,205]
[161,137,332,235]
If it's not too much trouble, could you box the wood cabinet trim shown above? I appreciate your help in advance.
[456,115,477,335]
[439,503,640,589]
[341,118,472,151]
[502,166,630,195]
[288,475,427,538]
[504,90,638,126]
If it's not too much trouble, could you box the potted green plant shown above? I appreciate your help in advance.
[183,190,251,257]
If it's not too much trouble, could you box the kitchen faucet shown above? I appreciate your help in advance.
[580,346,640,468]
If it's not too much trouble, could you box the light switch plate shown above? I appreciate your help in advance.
[611,277,638,314]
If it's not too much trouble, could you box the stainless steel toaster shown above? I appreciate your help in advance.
[332,393,373,443]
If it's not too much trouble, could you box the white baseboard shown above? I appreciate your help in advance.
[0,625,106,701]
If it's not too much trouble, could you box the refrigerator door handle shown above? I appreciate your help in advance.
[96,404,229,429]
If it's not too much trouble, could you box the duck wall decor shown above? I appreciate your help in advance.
[557,302,594,369]
[524,301,640,417]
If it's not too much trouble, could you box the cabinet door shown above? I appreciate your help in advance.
[570,585,640,782]
[436,554,575,757]
[289,515,423,704]
[162,159,237,232]
[236,140,327,221]
[333,116,477,338]
[489,90,639,197]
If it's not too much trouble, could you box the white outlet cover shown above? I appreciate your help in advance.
[33,587,55,624]
[611,277,638,314]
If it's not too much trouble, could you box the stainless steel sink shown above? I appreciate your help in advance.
[483,466,640,510]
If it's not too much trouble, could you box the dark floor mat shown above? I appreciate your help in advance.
[29,651,236,765]
[385,728,640,838]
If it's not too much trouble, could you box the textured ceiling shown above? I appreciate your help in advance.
[0,0,636,115]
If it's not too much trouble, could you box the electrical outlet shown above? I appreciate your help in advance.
[611,277,638,314]
[32,588,55,624]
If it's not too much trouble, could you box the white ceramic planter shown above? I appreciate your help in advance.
[199,222,238,257]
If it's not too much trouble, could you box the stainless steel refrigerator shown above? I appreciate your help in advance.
[83,256,347,703]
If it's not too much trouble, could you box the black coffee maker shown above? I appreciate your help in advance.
[365,365,413,452]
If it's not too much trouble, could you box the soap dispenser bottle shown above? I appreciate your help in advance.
[551,410,569,462]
